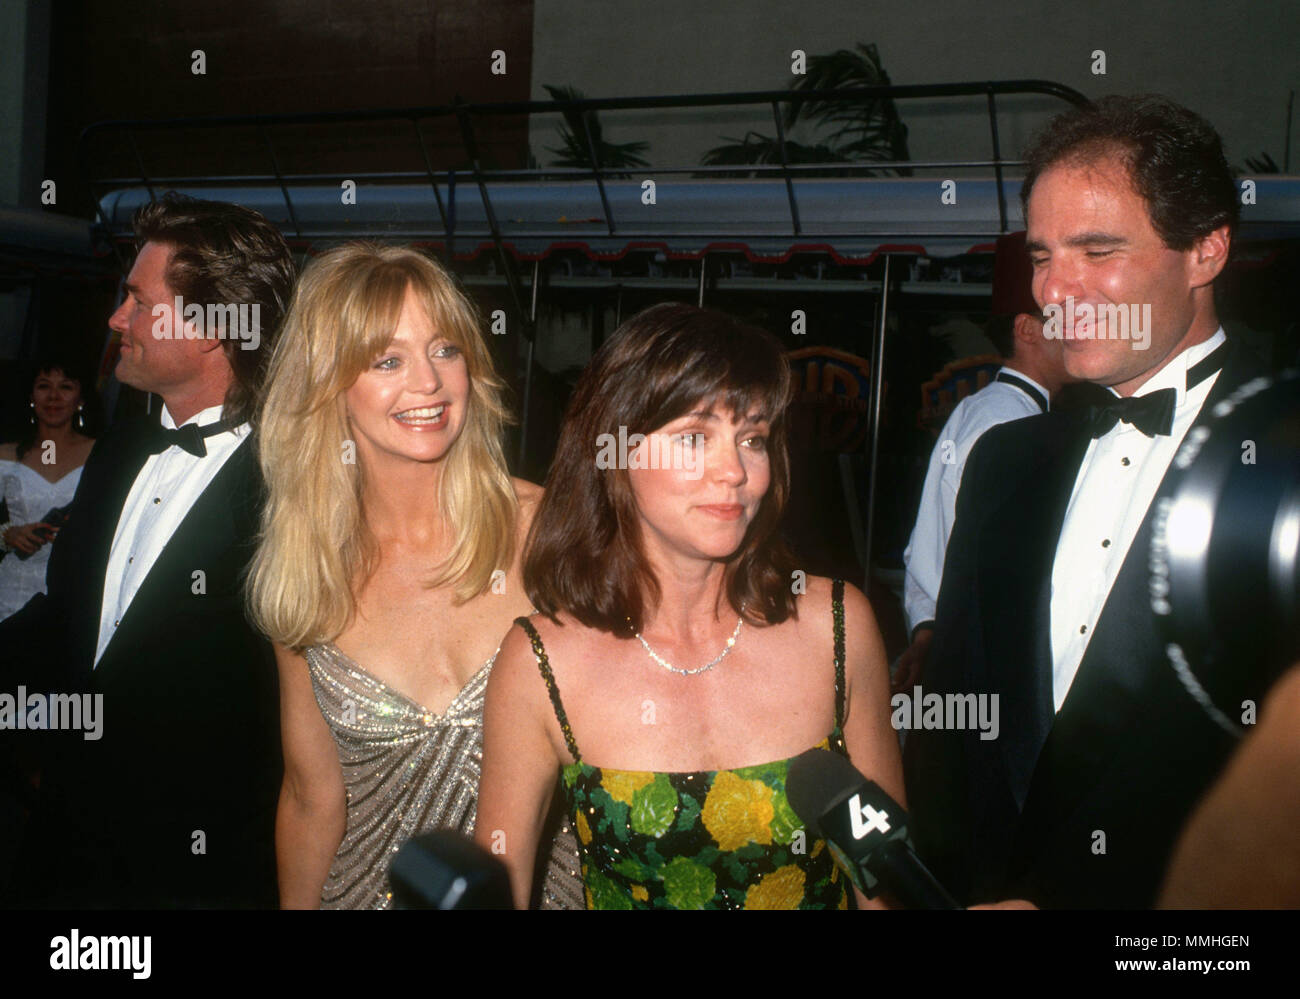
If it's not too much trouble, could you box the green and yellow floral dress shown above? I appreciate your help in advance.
[516,580,850,910]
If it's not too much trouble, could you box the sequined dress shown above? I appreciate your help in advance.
[304,643,583,909]
[516,580,851,909]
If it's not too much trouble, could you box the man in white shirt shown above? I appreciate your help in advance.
[2,193,296,907]
[903,95,1273,908]
[897,231,1070,692]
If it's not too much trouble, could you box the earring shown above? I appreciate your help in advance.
[29,401,36,426]
[75,404,85,430]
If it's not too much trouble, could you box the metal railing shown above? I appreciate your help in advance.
[81,80,1090,313]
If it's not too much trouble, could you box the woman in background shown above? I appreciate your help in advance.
[0,359,96,620]
[248,243,579,908]
[476,303,903,909]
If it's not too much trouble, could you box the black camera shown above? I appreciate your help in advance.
[1149,369,1300,732]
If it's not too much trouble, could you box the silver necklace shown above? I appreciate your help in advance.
[634,608,746,676]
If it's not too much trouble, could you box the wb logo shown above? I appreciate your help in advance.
[848,793,891,839]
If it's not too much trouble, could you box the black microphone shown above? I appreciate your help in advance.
[787,748,961,909]
[388,830,513,909]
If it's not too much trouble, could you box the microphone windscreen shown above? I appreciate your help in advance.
[787,747,864,835]
[389,830,512,909]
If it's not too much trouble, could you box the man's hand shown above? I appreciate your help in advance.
[892,627,933,694]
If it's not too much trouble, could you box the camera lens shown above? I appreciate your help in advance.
[1150,370,1300,727]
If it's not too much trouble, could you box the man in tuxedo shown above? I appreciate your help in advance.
[1,193,295,907]
[895,231,1069,693]
[903,95,1272,908]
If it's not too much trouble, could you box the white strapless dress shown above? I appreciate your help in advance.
[0,459,83,621]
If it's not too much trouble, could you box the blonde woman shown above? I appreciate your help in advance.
[248,243,579,908]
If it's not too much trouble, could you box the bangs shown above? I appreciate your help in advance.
[35,366,78,386]
[635,318,791,433]
[333,262,412,380]
[404,272,481,366]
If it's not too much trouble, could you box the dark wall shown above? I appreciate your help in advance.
[45,0,536,219]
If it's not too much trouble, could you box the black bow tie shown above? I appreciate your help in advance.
[1076,339,1229,439]
[145,421,229,458]
[1078,384,1176,438]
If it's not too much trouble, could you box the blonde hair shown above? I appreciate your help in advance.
[247,243,517,650]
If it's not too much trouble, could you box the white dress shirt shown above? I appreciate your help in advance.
[903,366,1049,635]
[1050,329,1226,710]
[95,404,248,667]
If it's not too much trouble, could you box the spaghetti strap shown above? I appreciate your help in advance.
[514,616,582,763]
[831,579,847,754]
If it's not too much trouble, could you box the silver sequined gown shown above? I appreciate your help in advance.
[304,643,583,909]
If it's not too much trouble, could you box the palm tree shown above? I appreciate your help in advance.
[542,84,650,174]
[701,132,851,179]
[786,43,911,171]
[1242,151,1280,174]
[701,43,911,177]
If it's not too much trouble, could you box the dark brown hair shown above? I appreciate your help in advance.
[525,302,798,634]
[983,314,1015,358]
[1020,94,1238,252]
[133,192,296,427]
[15,354,96,459]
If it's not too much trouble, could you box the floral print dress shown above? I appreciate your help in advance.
[517,580,850,910]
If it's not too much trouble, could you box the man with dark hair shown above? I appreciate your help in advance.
[1,194,295,908]
[903,95,1271,907]
[895,231,1069,693]
[130,194,294,429]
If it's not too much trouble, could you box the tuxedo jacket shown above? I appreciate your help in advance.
[0,414,281,908]
[902,340,1272,909]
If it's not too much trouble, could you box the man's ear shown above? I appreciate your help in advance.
[1012,312,1041,345]
[176,309,219,351]
[195,333,225,355]
[1187,224,1230,289]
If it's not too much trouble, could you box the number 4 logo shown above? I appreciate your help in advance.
[848,793,891,839]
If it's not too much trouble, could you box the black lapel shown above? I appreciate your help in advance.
[44,415,159,678]
[973,409,1093,808]
[1012,340,1268,843]
[93,436,258,676]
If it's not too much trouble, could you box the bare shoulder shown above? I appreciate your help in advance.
[493,617,543,682]
[0,442,17,461]
[797,575,873,629]
[507,609,601,686]
[511,476,544,510]
[798,575,882,669]
[488,613,570,723]
[511,476,544,530]
[837,579,876,636]
[511,608,578,658]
